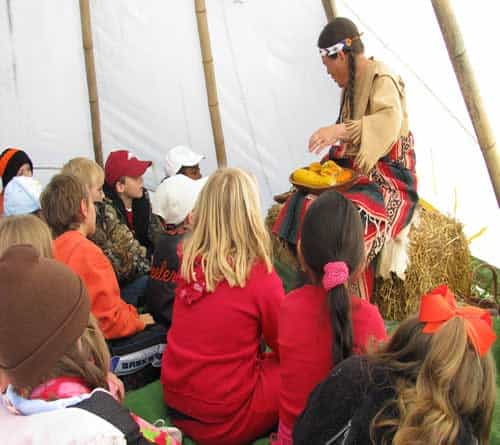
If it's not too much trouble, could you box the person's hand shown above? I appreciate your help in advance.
[140,313,155,326]
[107,372,125,402]
[308,124,347,154]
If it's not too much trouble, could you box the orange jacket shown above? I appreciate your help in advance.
[54,230,144,339]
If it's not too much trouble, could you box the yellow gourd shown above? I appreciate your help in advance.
[292,168,335,187]
[291,160,351,188]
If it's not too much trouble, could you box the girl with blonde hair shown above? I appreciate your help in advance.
[0,214,53,258]
[162,168,285,445]
[294,285,497,445]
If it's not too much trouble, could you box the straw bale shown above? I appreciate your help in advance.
[266,203,301,272]
[374,208,472,320]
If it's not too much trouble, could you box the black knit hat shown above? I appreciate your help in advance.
[0,148,33,188]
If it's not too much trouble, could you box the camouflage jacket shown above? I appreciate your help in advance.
[91,198,151,284]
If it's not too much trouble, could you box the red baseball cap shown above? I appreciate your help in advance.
[105,150,152,187]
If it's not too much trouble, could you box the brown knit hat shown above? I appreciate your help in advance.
[0,244,90,388]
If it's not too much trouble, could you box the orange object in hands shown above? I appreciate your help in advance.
[419,284,496,357]
[335,169,353,183]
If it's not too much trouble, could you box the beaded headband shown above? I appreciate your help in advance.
[319,34,362,57]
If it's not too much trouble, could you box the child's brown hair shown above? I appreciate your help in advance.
[40,174,89,237]
[370,316,496,445]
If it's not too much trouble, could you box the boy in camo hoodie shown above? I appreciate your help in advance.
[62,157,151,305]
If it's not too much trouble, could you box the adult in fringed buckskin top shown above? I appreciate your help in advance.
[273,17,418,300]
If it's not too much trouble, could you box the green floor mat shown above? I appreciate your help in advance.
[124,381,270,444]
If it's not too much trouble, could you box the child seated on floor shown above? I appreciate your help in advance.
[40,173,166,388]
[62,157,150,306]
[163,145,204,180]
[294,284,497,445]
[276,190,386,445]
[104,151,162,251]
[2,176,42,217]
[0,147,34,216]
[145,174,207,328]
[162,168,285,445]
[0,244,181,445]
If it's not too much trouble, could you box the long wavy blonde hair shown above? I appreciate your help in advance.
[370,317,496,445]
[181,168,272,291]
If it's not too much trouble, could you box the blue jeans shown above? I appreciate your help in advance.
[120,275,149,307]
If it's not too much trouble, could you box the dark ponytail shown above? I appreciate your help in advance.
[328,284,353,363]
[318,17,364,122]
[300,191,365,366]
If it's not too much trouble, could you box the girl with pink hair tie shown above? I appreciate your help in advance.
[274,190,387,445]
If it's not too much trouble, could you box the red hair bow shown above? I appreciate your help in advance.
[419,284,496,357]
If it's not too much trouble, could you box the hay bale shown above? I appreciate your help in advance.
[374,208,472,321]
[266,203,300,272]
[265,203,282,232]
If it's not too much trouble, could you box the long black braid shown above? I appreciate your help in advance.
[346,51,356,120]
[335,90,346,124]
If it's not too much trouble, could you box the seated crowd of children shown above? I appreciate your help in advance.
[0,146,497,445]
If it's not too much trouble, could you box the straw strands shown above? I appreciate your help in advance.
[373,208,471,320]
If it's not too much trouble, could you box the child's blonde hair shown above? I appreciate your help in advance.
[0,214,53,258]
[61,157,104,189]
[370,316,496,445]
[181,168,272,291]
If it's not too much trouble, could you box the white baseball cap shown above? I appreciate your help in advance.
[3,176,42,216]
[153,175,208,225]
[164,145,205,177]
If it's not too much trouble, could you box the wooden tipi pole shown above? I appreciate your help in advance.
[79,0,103,167]
[322,0,337,22]
[431,0,500,205]
[194,0,227,167]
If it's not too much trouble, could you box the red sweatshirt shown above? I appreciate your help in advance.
[279,285,387,430]
[54,230,144,339]
[161,260,285,422]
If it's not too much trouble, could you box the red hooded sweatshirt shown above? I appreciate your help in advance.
[161,259,285,423]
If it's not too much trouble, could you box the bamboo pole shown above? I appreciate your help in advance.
[431,0,500,206]
[79,0,103,167]
[194,0,227,167]
[321,0,337,22]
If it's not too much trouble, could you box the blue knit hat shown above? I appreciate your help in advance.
[3,176,42,216]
